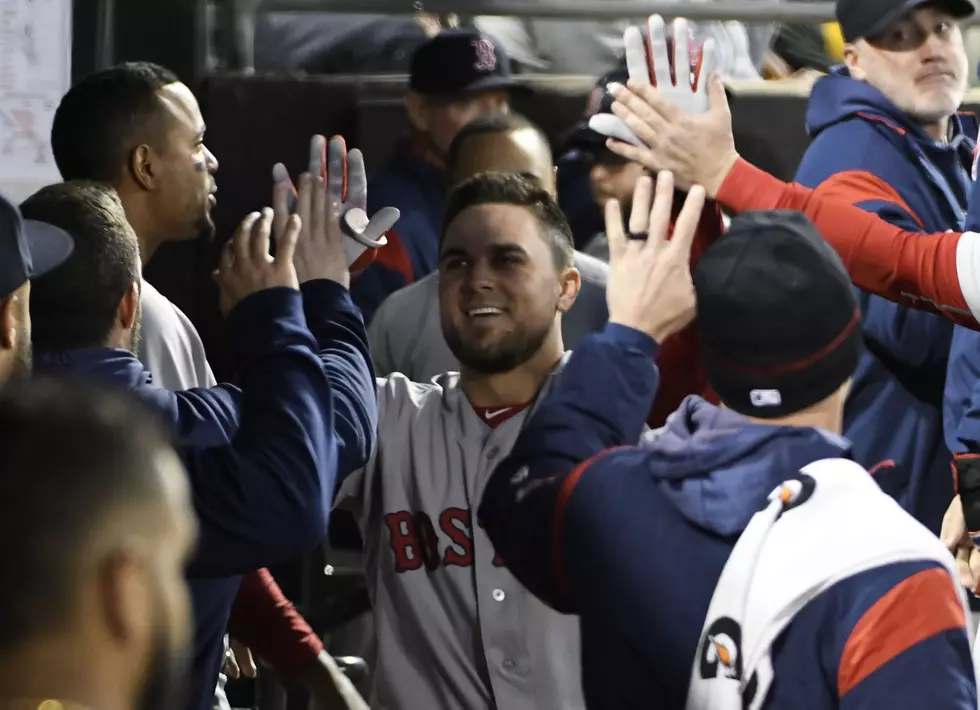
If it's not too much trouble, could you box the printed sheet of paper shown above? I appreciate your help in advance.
[0,0,71,184]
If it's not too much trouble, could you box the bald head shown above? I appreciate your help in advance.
[447,113,556,195]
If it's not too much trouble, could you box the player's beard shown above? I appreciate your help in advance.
[445,314,553,375]
[136,591,191,710]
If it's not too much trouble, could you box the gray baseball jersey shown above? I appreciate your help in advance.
[336,365,584,710]
[368,251,609,380]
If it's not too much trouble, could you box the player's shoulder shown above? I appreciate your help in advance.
[376,371,462,430]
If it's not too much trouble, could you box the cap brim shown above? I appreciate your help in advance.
[863,0,975,40]
[564,123,608,153]
[22,219,74,279]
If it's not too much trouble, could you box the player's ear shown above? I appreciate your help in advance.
[557,266,581,314]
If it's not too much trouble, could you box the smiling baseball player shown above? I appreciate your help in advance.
[332,171,586,710]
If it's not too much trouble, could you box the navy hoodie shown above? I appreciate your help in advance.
[35,280,378,710]
[479,324,976,709]
[794,67,976,533]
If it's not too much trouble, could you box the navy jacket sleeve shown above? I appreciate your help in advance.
[182,282,377,577]
[813,561,974,709]
[948,178,980,453]
[478,323,659,611]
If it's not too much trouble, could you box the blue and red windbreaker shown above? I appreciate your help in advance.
[794,67,976,533]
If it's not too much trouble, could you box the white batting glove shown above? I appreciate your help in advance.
[272,135,400,271]
[589,15,718,146]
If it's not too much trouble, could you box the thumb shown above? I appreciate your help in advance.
[707,72,731,120]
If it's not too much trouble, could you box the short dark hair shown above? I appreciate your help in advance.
[51,62,179,183]
[0,376,176,652]
[442,171,574,268]
[20,182,141,351]
[446,112,549,176]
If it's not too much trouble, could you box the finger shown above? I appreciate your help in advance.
[672,18,692,90]
[668,185,706,259]
[360,207,399,244]
[604,198,628,263]
[694,37,718,93]
[346,147,367,209]
[233,212,260,265]
[623,26,651,86]
[241,648,258,679]
[313,175,328,247]
[275,214,302,266]
[308,134,326,180]
[605,138,664,173]
[610,101,661,150]
[628,175,653,235]
[327,135,348,206]
[250,207,274,262]
[627,81,682,126]
[707,70,731,121]
[272,163,298,215]
[218,237,235,274]
[588,113,645,148]
[646,170,676,249]
[272,180,291,241]
[225,653,241,680]
[647,15,672,88]
[296,172,314,243]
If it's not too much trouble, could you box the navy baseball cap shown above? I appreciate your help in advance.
[0,192,74,299]
[409,30,517,96]
[836,0,975,42]
[694,210,863,419]
[564,66,631,153]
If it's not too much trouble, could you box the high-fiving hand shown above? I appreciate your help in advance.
[272,135,400,272]
[605,171,705,343]
[588,15,718,149]
[213,208,301,316]
[589,14,741,197]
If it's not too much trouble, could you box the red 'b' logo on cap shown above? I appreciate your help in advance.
[473,38,497,73]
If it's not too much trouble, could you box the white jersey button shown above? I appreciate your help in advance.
[492,588,506,602]
[486,446,500,461]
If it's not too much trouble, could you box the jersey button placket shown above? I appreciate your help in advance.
[492,588,506,602]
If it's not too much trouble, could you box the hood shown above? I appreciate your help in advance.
[640,397,851,537]
[34,348,152,391]
[806,66,975,146]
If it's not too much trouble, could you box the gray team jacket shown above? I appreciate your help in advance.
[336,365,585,710]
[368,250,609,381]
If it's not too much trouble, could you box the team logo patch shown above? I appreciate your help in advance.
[473,38,497,73]
[699,616,742,680]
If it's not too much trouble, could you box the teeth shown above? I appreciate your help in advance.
[468,307,502,316]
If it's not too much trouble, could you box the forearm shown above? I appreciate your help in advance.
[227,569,323,678]
[716,159,980,329]
[302,280,379,477]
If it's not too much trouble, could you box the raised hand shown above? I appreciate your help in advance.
[275,171,350,289]
[272,135,400,272]
[214,208,301,315]
[588,16,718,148]
[604,171,705,343]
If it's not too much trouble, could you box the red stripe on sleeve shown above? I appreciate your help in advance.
[716,159,975,327]
[837,567,966,697]
[551,449,624,595]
